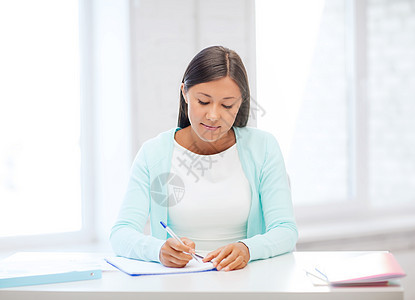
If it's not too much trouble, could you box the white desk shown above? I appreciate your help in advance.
[0,251,404,300]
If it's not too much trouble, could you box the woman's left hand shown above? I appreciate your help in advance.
[202,242,250,272]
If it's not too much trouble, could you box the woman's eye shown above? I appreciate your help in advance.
[197,99,232,109]
[198,99,209,105]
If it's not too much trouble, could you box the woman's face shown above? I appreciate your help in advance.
[181,76,242,144]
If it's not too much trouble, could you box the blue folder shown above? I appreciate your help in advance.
[0,252,102,288]
[0,269,102,288]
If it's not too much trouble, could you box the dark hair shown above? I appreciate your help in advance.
[177,46,250,128]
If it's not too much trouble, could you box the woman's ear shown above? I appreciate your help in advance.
[181,83,188,104]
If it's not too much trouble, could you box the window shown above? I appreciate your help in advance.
[256,0,415,217]
[0,1,82,237]
[256,0,349,206]
[367,0,415,207]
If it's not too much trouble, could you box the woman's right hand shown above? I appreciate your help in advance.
[159,237,196,268]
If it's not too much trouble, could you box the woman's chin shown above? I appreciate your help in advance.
[197,131,223,143]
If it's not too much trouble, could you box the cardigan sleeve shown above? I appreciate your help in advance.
[239,134,298,261]
[110,143,165,262]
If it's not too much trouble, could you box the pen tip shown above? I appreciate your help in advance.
[160,221,166,228]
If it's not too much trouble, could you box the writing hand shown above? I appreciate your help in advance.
[202,242,250,271]
[159,237,196,268]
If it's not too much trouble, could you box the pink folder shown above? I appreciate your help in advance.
[315,252,406,286]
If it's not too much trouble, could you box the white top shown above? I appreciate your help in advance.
[168,140,251,254]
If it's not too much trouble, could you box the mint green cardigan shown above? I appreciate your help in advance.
[110,126,298,262]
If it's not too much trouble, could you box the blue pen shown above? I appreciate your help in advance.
[160,221,202,263]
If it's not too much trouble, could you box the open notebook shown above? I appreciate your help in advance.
[314,252,406,286]
[105,256,216,276]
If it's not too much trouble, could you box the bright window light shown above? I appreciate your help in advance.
[0,0,82,237]
[256,0,350,205]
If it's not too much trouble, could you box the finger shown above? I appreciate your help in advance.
[211,247,233,268]
[163,253,191,268]
[160,247,192,268]
[216,251,238,271]
[168,238,195,255]
[223,256,244,272]
[181,237,196,250]
[170,248,193,262]
[203,248,222,262]
[160,246,192,263]
[164,239,193,261]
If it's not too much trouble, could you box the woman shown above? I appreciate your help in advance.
[110,46,298,272]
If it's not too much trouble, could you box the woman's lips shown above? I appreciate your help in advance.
[201,123,220,131]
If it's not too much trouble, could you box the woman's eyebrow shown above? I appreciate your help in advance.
[197,92,212,98]
[197,92,237,100]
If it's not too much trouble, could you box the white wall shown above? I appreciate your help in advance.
[130,0,256,152]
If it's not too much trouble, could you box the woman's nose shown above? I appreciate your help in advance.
[206,105,220,121]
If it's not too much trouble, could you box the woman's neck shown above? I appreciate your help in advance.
[175,126,236,155]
